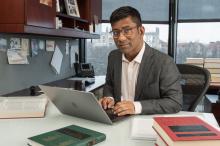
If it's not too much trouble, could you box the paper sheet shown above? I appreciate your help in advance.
[130,117,157,140]
[46,40,55,51]
[7,49,29,64]
[50,45,63,74]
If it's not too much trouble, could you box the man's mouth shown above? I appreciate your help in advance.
[119,44,129,47]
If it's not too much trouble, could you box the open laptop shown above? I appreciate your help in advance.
[39,85,128,125]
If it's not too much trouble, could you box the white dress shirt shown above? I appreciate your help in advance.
[121,43,145,114]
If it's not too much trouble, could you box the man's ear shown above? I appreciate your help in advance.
[139,26,145,36]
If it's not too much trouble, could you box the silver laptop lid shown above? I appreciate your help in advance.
[39,85,113,124]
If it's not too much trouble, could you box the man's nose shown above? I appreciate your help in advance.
[117,32,127,41]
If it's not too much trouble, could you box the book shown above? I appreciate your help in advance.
[27,125,106,146]
[185,58,204,64]
[204,62,220,68]
[211,75,220,83]
[207,68,220,74]
[0,95,48,118]
[153,116,220,146]
[205,58,220,63]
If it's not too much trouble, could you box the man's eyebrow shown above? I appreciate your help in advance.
[112,26,131,31]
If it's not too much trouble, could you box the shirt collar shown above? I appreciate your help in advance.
[122,43,145,63]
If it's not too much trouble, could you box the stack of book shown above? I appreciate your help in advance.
[185,58,204,68]
[153,116,220,146]
[204,58,220,84]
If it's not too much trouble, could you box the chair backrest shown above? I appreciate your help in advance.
[177,64,211,111]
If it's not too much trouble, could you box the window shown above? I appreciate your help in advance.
[143,24,168,54]
[176,22,220,64]
[86,23,168,75]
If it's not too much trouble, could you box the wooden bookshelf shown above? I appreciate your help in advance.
[0,0,101,39]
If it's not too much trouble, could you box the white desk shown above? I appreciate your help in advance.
[0,101,219,146]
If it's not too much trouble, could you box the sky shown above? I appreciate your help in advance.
[101,22,220,44]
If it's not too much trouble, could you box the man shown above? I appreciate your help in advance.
[99,6,182,116]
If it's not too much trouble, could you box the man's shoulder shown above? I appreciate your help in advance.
[147,45,173,62]
[109,49,121,57]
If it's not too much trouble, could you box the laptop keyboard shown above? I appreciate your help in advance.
[105,108,118,120]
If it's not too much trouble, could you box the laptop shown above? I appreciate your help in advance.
[39,85,128,125]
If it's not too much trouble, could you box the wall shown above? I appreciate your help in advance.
[0,34,79,95]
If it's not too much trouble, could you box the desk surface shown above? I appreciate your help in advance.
[0,99,219,146]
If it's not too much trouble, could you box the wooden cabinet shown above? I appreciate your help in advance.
[0,0,101,39]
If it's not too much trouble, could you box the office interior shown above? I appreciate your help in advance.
[0,0,220,145]
[0,0,220,123]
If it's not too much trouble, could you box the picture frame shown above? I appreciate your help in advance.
[64,0,80,17]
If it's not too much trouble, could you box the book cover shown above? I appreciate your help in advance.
[27,125,106,146]
[153,116,220,146]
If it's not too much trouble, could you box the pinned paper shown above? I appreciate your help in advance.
[0,38,7,52]
[50,45,63,74]
[66,40,69,55]
[31,39,39,56]
[21,38,30,56]
[46,40,55,51]
[10,38,21,50]
[7,49,29,64]
[39,40,45,50]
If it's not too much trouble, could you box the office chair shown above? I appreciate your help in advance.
[177,64,211,111]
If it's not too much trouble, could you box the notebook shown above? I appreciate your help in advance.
[39,85,128,124]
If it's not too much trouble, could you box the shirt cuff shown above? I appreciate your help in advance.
[133,101,142,114]
[107,96,114,101]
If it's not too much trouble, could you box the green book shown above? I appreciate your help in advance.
[27,125,106,146]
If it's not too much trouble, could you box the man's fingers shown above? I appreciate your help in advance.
[100,97,114,109]
[113,101,135,116]
[107,100,114,108]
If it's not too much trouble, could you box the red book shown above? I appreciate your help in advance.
[153,116,220,146]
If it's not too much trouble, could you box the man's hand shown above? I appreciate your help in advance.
[113,101,135,116]
[99,97,115,109]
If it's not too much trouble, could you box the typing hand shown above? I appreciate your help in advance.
[99,97,115,109]
[113,101,135,116]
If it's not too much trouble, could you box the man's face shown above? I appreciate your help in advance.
[111,16,145,59]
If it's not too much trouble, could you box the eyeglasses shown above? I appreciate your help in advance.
[110,26,138,38]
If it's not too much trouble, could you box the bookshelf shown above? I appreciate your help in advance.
[0,0,101,39]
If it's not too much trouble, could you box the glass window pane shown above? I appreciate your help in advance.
[102,0,169,22]
[176,22,220,64]
[143,24,168,54]
[178,0,220,20]
[86,23,168,75]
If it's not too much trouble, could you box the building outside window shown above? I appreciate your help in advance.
[176,22,220,64]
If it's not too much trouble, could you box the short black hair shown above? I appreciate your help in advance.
[110,6,142,26]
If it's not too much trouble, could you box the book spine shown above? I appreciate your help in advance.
[75,135,106,146]
[87,135,106,146]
